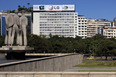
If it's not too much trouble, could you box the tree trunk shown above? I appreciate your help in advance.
[111,55,113,60]
[105,55,108,60]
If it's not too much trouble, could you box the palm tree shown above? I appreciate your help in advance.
[23,5,25,8]
[27,3,30,9]
[18,5,21,8]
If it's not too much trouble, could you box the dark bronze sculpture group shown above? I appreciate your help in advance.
[5,10,28,46]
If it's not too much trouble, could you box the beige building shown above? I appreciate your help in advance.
[87,19,111,37]
[103,27,116,38]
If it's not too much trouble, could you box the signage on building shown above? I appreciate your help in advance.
[33,5,75,11]
[0,12,2,15]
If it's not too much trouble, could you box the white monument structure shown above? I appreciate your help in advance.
[12,10,20,45]
[5,10,13,46]
[0,10,33,59]
[20,10,28,46]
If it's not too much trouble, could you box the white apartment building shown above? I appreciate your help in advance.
[103,28,116,38]
[33,5,78,38]
[87,19,111,37]
[78,15,87,38]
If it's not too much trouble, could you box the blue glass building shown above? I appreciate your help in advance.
[1,15,6,36]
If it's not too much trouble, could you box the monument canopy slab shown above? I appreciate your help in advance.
[0,46,34,53]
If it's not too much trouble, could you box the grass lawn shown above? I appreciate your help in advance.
[80,70,116,72]
[74,61,116,67]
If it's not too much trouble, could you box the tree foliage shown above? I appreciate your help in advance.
[0,36,4,47]
[0,34,116,60]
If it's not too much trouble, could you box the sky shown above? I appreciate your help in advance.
[0,0,116,21]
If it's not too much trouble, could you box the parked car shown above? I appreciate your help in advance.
[112,58,116,60]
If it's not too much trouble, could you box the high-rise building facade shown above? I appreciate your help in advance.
[111,18,116,27]
[33,5,78,38]
[102,18,116,38]
[87,19,111,37]
[0,17,1,36]
[1,16,6,36]
[103,27,116,38]
[0,12,2,36]
[78,15,87,38]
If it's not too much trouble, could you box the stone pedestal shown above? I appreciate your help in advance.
[0,53,6,59]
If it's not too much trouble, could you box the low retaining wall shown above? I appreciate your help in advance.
[0,54,83,71]
[0,72,115,77]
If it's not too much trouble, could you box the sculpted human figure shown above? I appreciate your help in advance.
[11,10,20,45]
[20,10,28,46]
[5,10,13,46]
